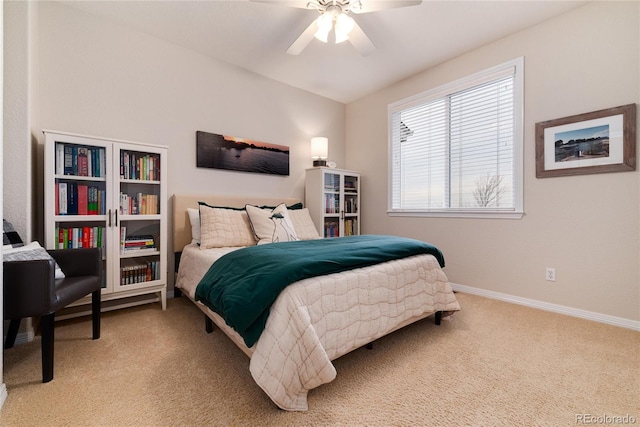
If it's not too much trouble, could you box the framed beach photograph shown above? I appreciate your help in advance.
[535,104,636,178]
[196,131,290,176]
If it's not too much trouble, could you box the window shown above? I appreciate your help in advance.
[388,57,524,219]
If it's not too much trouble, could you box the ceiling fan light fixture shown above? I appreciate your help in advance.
[263,0,422,56]
[334,13,354,44]
[314,12,333,43]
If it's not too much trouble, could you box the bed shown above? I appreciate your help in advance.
[173,194,460,411]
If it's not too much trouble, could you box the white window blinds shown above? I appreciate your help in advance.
[389,58,523,218]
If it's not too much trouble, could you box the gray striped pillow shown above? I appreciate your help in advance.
[3,220,24,249]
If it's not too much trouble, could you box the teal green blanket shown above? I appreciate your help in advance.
[194,235,445,347]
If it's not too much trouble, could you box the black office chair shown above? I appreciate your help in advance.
[3,247,102,383]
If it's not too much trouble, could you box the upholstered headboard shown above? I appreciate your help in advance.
[171,194,301,253]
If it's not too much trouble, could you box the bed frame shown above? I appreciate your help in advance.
[171,194,443,356]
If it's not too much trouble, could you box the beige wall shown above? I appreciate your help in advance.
[29,1,346,284]
[346,1,640,323]
[2,1,346,290]
[35,1,345,214]
[4,2,638,324]
[3,1,33,242]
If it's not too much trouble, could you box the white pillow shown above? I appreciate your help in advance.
[246,204,298,245]
[3,241,65,279]
[288,208,321,240]
[199,204,256,249]
[187,208,201,244]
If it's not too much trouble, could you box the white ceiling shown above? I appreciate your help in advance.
[61,0,587,103]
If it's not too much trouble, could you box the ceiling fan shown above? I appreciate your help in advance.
[252,0,423,56]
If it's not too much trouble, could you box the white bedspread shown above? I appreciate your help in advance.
[176,243,460,411]
[176,243,241,299]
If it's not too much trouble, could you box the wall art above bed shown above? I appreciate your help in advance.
[196,130,290,176]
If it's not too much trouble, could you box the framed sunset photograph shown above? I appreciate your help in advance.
[535,104,636,178]
[196,131,290,176]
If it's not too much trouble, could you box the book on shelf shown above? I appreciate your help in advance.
[56,143,64,175]
[77,184,88,215]
[58,183,68,214]
[120,226,126,253]
[63,144,74,175]
[55,182,60,215]
[124,242,156,250]
[77,147,89,176]
[67,182,78,215]
[88,186,97,214]
[125,238,154,245]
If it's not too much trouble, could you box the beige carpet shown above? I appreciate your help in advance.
[0,293,638,426]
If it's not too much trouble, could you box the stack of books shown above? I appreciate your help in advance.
[120,228,156,254]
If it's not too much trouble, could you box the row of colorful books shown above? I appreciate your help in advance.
[55,226,105,249]
[344,196,358,214]
[322,219,358,238]
[343,218,358,236]
[55,143,106,178]
[324,222,339,238]
[120,261,160,285]
[120,151,161,181]
[119,192,160,215]
[324,194,340,214]
[56,182,106,215]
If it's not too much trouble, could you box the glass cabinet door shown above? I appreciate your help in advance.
[113,144,166,293]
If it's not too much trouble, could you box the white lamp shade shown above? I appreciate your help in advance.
[314,13,333,43]
[311,137,328,160]
[334,13,354,44]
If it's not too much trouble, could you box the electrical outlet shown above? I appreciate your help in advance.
[545,268,556,282]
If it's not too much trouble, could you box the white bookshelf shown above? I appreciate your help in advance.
[305,167,360,238]
[44,130,167,311]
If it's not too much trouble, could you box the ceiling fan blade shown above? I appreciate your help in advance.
[249,0,313,9]
[348,20,375,56]
[286,20,318,55]
[351,0,422,14]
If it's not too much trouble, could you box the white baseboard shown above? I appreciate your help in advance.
[13,329,34,345]
[451,283,640,331]
[2,329,35,346]
[0,383,7,410]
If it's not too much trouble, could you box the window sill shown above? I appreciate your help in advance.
[387,210,524,220]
